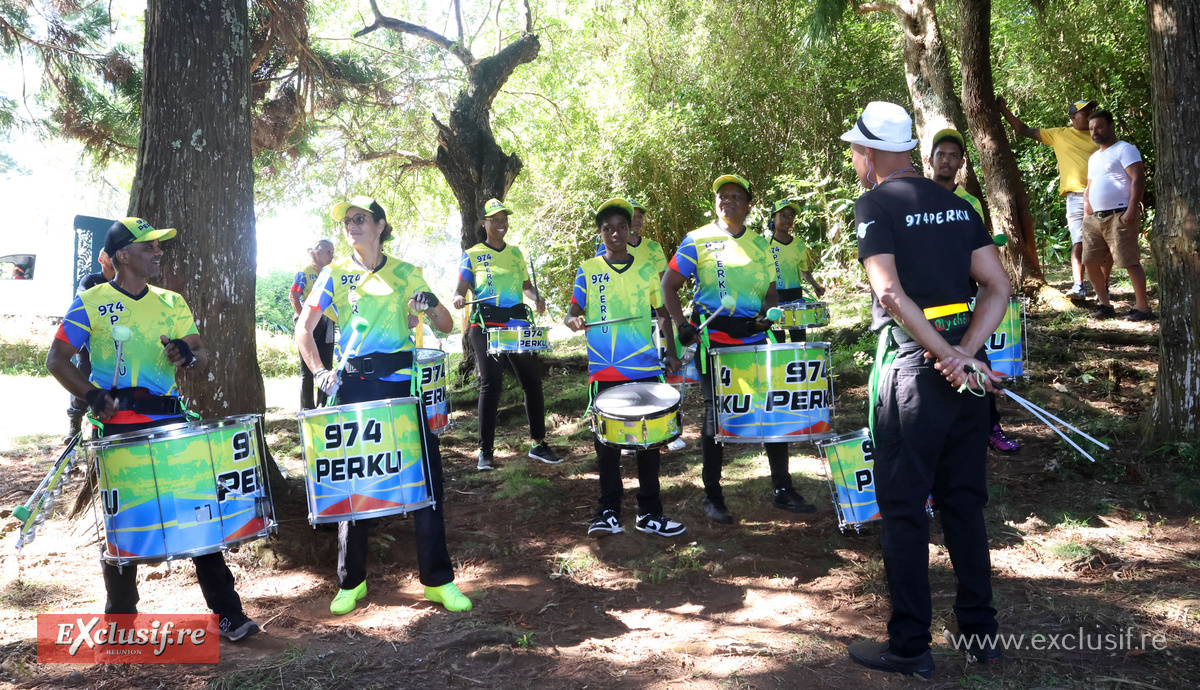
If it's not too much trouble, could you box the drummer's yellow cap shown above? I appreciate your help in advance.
[771,199,801,216]
[482,198,513,217]
[712,174,751,196]
[596,197,634,217]
[330,195,386,221]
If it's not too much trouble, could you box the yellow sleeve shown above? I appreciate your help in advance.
[176,297,200,338]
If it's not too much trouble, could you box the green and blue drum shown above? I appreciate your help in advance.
[85,415,274,565]
[969,296,1026,379]
[817,428,936,533]
[709,342,835,443]
[416,348,452,434]
[485,326,551,354]
[297,397,432,525]
[776,300,831,330]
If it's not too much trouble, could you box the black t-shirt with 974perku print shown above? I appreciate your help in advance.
[855,176,992,344]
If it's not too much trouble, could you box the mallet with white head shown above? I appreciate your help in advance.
[111,325,132,390]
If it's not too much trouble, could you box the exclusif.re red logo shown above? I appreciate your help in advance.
[37,614,219,663]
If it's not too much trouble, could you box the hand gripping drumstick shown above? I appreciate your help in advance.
[110,325,132,390]
[696,294,738,333]
[336,316,370,376]
[461,295,500,308]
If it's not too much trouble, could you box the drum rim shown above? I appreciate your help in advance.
[485,325,547,333]
[710,341,832,355]
[594,381,681,404]
[84,415,260,449]
[296,395,420,420]
[815,427,872,450]
[716,430,838,443]
[594,401,682,422]
[415,347,448,362]
[778,300,829,308]
[308,499,435,524]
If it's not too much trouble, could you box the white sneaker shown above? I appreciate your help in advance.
[1065,283,1086,299]
[666,438,686,452]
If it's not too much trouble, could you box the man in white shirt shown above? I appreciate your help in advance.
[1082,110,1152,321]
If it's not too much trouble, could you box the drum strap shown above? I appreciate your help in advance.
[777,287,804,303]
[867,325,900,439]
[343,350,414,380]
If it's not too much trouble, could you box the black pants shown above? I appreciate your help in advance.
[770,328,806,343]
[699,341,793,504]
[300,318,335,410]
[873,347,997,656]
[988,392,1001,428]
[335,376,454,590]
[100,419,244,616]
[593,378,663,517]
[468,326,546,453]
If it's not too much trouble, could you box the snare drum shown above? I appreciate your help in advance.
[85,415,275,565]
[485,325,551,354]
[817,429,935,533]
[985,297,1026,379]
[592,382,682,449]
[416,348,452,434]
[709,342,835,443]
[776,301,831,330]
[298,397,433,525]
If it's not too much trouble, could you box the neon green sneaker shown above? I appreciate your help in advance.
[424,582,472,612]
[329,581,367,615]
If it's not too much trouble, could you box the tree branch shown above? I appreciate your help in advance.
[355,0,475,67]
[854,1,901,19]
[357,148,436,167]
[522,0,534,34]
[453,0,465,41]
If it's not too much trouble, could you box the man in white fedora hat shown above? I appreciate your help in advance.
[842,101,1010,677]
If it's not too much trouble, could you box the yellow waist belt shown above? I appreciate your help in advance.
[922,303,969,320]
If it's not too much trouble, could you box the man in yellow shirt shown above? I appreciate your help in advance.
[997,97,1108,298]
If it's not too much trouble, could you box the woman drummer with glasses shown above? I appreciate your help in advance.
[295,195,471,616]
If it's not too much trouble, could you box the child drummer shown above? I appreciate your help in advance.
[45,218,260,641]
[565,198,686,538]
[768,198,825,343]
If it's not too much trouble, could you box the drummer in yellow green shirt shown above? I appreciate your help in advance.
[768,199,825,343]
[567,198,685,538]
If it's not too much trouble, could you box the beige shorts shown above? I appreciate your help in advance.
[1081,212,1141,268]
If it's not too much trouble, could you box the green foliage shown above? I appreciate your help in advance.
[256,268,298,334]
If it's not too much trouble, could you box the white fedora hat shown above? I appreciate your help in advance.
[840,101,919,152]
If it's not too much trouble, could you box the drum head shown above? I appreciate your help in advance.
[594,383,680,419]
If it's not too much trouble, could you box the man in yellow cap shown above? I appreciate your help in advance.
[46,218,260,641]
[996,97,1107,298]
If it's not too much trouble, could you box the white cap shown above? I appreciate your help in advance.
[840,101,919,152]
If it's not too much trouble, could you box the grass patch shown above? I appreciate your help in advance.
[208,645,362,690]
[554,547,600,578]
[493,466,558,507]
[257,328,301,378]
[1044,539,1094,561]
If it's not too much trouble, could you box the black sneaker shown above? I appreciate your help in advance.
[701,497,733,525]
[217,612,260,642]
[1090,304,1116,319]
[772,487,817,514]
[636,513,686,537]
[942,629,1003,665]
[528,443,563,465]
[847,640,934,679]
[1123,308,1155,322]
[477,450,494,471]
[588,509,622,536]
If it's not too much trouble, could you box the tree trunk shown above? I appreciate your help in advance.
[869,0,987,224]
[432,33,540,380]
[1147,0,1200,442]
[958,0,1045,288]
[128,2,271,476]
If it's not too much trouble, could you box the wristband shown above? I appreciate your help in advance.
[84,388,109,415]
[169,338,196,368]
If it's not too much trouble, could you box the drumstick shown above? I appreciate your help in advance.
[1003,389,1110,451]
[462,295,500,307]
[1007,393,1098,462]
[111,325,132,390]
[336,316,370,376]
[697,294,738,332]
[765,307,782,322]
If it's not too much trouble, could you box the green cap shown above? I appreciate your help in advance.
[932,128,965,151]
[629,199,647,211]
[712,174,752,196]
[104,218,177,257]
[771,199,801,216]
[482,198,513,217]
[330,195,387,221]
[596,197,635,218]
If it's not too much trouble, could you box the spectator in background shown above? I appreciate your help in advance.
[997,97,1108,299]
[1082,110,1152,321]
[290,239,335,409]
[64,249,115,442]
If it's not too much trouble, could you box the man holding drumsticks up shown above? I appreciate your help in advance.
[46,218,260,641]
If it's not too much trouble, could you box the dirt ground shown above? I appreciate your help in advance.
[1,276,1197,689]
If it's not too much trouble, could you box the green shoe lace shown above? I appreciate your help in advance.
[424,582,472,612]
[329,581,367,615]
